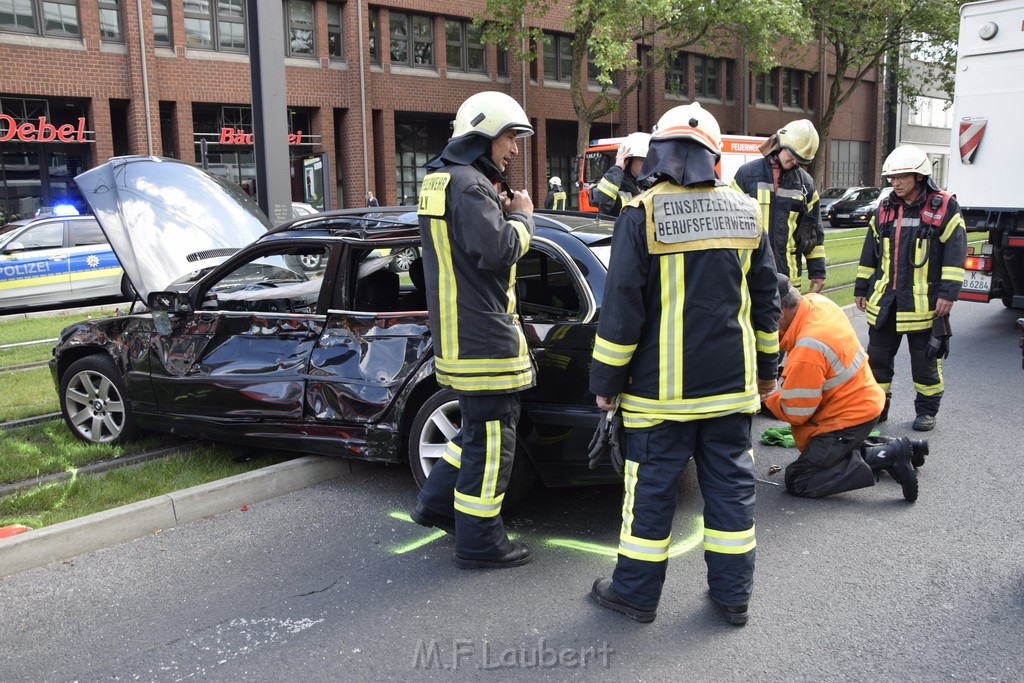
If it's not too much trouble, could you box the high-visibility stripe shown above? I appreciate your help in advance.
[620,460,639,537]
[659,255,684,401]
[806,244,825,260]
[704,525,756,555]
[509,220,531,260]
[435,355,533,373]
[437,368,534,392]
[781,387,822,399]
[756,329,779,355]
[620,389,758,414]
[482,420,500,500]
[596,177,619,200]
[442,442,463,468]
[593,335,637,367]
[940,213,964,242]
[942,265,964,282]
[430,217,459,360]
[618,531,671,562]
[856,265,875,280]
[454,489,505,517]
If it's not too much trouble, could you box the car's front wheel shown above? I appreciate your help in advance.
[59,355,137,445]
[407,388,537,508]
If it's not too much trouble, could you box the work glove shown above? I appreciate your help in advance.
[760,426,796,448]
[927,315,952,360]
[587,409,624,477]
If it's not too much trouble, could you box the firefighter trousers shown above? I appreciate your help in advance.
[612,413,756,610]
[416,392,520,558]
[785,418,878,498]
[867,309,943,417]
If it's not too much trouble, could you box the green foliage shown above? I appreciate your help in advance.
[0,367,59,421]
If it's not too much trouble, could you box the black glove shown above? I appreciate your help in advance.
[587,409,624,476]
[927,315,952,360]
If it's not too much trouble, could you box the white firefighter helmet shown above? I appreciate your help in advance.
[650,102,722,156]
[881,145,932,177]
[549,175,562,187]
[776,119,819,164]
[451,91,534,140]
[621,132,651,160]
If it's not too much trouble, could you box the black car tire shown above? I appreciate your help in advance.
[59,355,137,445]
[407,387,537,508]
[120,274,137,301]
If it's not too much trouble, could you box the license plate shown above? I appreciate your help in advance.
[962,270,992,292]
[837,214,850,219]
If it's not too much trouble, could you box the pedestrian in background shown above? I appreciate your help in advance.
[854,145,967,432]
[732,119,826,293]
[589,132,650,216]
[411,91,536,569]
[589,103,780,627]
[545,176,566,210]
[762,275,923,502]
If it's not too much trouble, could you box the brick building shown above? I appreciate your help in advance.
[0,1,883,219]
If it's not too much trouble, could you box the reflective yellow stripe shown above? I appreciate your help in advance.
[756,329,779,355]
[704,525,756,555]
[596,177,618,200]
[482,420,500,499]
[437,368,534,392]
[618,531,671,562]
[442,441,463,468]
[620,460,639,536]
[913,241,929,313]
[509,219,531,260]
[430,217,459,359]
[659,255,684,400]
[807,244,825,260]
[940,213,964,242]
[454,489,505,517]
[914,361,944,396]
[856,265,875,280]
[593,335,637,367]
[942,265,964,282]
[619,390,759,423]
[435,355,532,373]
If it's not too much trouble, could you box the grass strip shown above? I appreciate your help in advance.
[0,444,296,529]
[0,367,59,422]
[0,306,124,346]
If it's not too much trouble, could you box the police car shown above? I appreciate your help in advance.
[0,213,131,312]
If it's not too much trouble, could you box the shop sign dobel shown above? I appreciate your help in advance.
[0,115,89,143]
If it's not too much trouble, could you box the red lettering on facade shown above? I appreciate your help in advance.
[0,114,88,143]
[218,127,305,145]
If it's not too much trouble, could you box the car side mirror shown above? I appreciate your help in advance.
[147,291,192,314]
[2,242,25,254]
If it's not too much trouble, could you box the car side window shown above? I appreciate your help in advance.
[349,246,421,313]
[516,248,583,320]
[71,220,107,247]
[10,222,64,251]
[202,245,332,314]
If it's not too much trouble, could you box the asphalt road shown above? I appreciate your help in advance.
[1,302,1023,682]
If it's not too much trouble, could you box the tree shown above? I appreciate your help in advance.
[801,0,961,188]
[477,0,808,154]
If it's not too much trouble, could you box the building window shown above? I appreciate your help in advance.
[390,11,433,67]
[908,96,953,128]
[724,59,735,101]
[445,19,485,73]
[782,68,804,108]
[368,7,379,63]
[183,0,246,52]
[98,0,122,42]
[830,139,871,187]
[285,0,314,56]
[327,2,343,60]
[152,0,171,44]
[0,0,80,37]
[694,55,719,99]
[496,47,508,76]
[395,116,449,205]
[543,32,572,83]
[754,68,778,105]
[666,52,687,96]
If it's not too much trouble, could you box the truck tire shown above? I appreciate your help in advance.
[407,388,537,509]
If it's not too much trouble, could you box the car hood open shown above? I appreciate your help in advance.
[75,156,273,301]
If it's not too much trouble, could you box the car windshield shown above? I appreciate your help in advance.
[821,187,848,199]
[847,188,882,202]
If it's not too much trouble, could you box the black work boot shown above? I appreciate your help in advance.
[877,396,891,423]
[913,414,936,431]
[590,578,657,623]
[863,435,927,468]
[861,438,918,502]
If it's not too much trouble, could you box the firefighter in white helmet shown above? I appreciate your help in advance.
[545,175,566,210]
[589,131,651,216]
[589,102,780,627]
[412,90,535,569]
[854,145,967,432]
[732,119,826,293]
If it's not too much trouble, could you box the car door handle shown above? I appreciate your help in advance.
[49,255,69,261]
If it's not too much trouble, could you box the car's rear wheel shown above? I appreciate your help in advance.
[120,274,137,301]
[60,355,137,445]
[407,388,537,508]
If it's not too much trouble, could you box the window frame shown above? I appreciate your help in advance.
[694,55,719,99]
[0,0,80,38]
[389,11,434,68]
[754,68,778,106]
[284,0,315,58]
[782,68,804,109]
[98,0,123,42]
[326,1,344,60]
[152,0,172,45]
[444,18,485,73]
[543,32,573,83]
[665,52,688,97]
[183,0,247,53]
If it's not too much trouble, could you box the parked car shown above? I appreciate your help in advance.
[818,186,867,218]
[49,157,617,502]
[0,214,132,312]
[825,187,893,227]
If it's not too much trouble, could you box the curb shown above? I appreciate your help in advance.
[0,455,368,579]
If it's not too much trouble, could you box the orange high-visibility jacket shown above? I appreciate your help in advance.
[764,294,884,450]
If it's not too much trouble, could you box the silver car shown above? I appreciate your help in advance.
[0,214,131,311]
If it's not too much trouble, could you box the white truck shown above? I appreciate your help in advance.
[949,0,1024,308]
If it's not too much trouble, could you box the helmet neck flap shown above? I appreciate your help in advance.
[638,138,719,188]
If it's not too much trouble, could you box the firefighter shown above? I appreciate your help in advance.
[588,103,780,626]
[411,91,536,569]
[854,145,967,432]
[545,176,567,210]
[732,119,826,293]
[762,275,923,501]
[589,131,651,216]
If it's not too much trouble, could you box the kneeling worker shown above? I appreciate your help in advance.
[762,276,924,501]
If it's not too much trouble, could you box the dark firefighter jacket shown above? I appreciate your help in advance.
[417,162,536,394]
[590,181,781,429]
[854,189,967,332]
[589,165,642,217]
[731,156,825,287]
[545,187,566,210]
[763,294,885,451]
